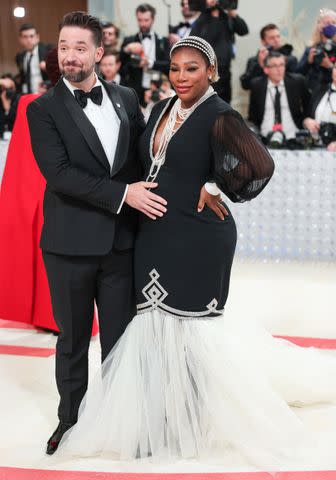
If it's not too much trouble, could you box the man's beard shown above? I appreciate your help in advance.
[61,63,94,83]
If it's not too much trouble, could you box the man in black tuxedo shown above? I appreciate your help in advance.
[169,0,201,45]
[190,0,249,103]
[240,23,297,91]
[15,23,53,94]
[27,11,167,455]
[120,3,170,104]
[248,51,310,142]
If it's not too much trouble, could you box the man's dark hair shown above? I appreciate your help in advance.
[59,11,103,47]
[19,23,37,34]
[1,73,15,80]
[264,50,285,67]
[136,3,156,18]
[101,21,120,38]
[102,50,121,63]
[260,23,279,41]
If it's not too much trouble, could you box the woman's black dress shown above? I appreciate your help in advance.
[57,95,336,468]
[135,94,274,318]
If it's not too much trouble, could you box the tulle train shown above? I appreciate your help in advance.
[56,311,336,469]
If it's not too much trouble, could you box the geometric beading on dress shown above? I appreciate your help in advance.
[137,269,224,319]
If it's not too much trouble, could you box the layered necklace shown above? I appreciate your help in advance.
[147,86,216,183]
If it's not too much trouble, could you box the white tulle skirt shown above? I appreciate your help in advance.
[56,311,336,469]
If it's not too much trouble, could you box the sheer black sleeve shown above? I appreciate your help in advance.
[210,109,275,203]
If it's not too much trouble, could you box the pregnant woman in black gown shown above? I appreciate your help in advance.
[56,38,336,469]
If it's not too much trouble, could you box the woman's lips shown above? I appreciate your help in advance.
[175,86,192,93]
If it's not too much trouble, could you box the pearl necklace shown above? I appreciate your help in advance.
[147,87,216,183]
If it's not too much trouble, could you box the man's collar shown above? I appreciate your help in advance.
[187,13,200,24]
[63,73,101,96]
[268,79,284,88]
[139,30,154,38]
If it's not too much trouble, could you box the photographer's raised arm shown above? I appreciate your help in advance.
[27,100,127,214]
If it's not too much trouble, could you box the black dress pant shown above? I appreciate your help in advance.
[43,248,136,424]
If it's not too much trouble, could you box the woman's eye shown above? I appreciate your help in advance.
[187,67,197,71]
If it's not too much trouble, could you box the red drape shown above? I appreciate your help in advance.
[0,95,98,335]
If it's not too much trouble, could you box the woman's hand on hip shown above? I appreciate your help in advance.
[197,186,228,221]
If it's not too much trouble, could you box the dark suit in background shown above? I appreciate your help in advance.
[120,32,170,104]
[16,42,53,93]
[248,74,311,134]
[191,10,249,103]
[27,78,145,424]
[0,92,21,137]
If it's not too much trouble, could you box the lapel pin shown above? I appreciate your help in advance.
[116,103,121,108]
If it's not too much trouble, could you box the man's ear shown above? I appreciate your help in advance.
[95,46,104,63]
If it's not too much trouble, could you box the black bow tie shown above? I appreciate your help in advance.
[74,85,103,109]
[179,21,191,28]
[141,33,152,40]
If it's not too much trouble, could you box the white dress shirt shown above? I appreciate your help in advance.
[23,45,43,94]
[261,80,298,140]
[63,74,128,213]
[140,31,156,89]
[315,85,336,124]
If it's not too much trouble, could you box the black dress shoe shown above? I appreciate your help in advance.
[46,421,75,455]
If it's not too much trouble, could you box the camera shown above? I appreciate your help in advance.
[188,0,238,13]
[319,122,336,146]
[265,130,286,149]
[0,86,15,101]
[313,42,336,65]
[314,24,336,66]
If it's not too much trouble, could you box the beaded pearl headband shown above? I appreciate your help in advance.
[170,36,216,66]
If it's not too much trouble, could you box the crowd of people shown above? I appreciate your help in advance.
[1,1,336,150]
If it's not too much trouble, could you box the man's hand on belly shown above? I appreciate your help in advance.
[125,182,168,220]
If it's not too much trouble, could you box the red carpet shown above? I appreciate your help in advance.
[1,468,336,480]
[0,345,55,357]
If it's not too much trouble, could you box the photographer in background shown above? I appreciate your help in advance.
[0,74,21,140]
[101,22,120,51]
[15,23,53,94]
[304,63,336,151]
[143,75,174,121]
[99,51,122,84]
[240,23,298,90]
[248,52,310,147]
[169,0,201,45]
[297,9,336,92]
[120,3,170,105]
[190,0,249,103]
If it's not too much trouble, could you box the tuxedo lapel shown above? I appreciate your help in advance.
[55,79,111,172]
[284,76,297,120]
[259,77,268,125]
[101,79,130,177]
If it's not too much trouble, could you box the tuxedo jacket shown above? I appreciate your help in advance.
[27,78,145,256]
[308,83,333,118]
[248,73,311,130]
[15,43,53,91]
[120,33,170,94]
